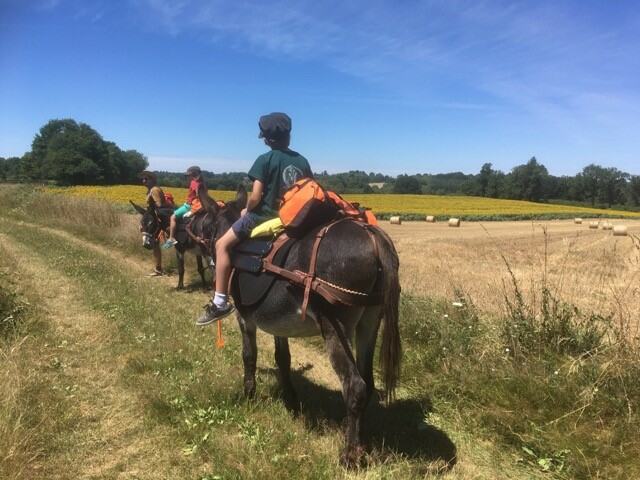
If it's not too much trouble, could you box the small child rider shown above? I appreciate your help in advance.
[162,165,205,249]
[140,171,174,276]
[196,112,313,325]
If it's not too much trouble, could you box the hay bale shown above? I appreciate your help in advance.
[426,215,436,223]
[389,216,402,225]
[589,221,599,229]
[602,222,613,230]
[613,225,628,236]
[448,218,460,227]
[574,218,583,224]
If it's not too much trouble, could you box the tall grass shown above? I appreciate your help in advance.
[0,249,74,480]
[0,184,121,232]
[400,243,640,478]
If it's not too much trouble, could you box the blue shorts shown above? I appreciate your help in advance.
[174,203,191,218]
[231,212,262,241]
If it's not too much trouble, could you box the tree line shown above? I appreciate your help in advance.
[391,157,640,209]
[2,119,639,210]
[0,119,148,185]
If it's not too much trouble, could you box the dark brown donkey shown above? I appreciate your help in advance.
[130,199,215,289]
[200,187,401,466]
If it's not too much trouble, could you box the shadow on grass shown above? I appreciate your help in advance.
[259,364,457,470]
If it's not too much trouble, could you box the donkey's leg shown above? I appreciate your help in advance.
[274,336,299,412]
[176,250,185,289]
[196,255,207,288]
[236,314,258,398]
[319,313,367,466]
[355,306,382,401]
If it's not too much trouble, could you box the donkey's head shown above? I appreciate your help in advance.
[130,200,161,250]
[197,184,248,261]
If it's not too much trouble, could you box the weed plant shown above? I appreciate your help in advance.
[400,261,640,478]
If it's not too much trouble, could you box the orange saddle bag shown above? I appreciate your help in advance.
[279,178,337,237]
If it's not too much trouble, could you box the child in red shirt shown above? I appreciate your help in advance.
[162,166,205,249]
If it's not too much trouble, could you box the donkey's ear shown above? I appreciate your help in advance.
[197,185,219,215]
[236,184,248,207]
[129,200,147,215]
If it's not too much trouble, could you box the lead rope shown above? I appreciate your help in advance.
[216,320,225,349]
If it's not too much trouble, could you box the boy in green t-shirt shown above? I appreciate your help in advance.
[196,112,313,326]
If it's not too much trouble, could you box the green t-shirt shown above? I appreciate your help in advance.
[247,149,313,220]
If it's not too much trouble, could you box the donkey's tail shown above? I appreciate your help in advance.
[373,226,402,403]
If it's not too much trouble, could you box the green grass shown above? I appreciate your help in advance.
[0,247,81,479]
[399,286,640,479]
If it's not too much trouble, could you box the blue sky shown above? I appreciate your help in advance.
[1,0,639,176]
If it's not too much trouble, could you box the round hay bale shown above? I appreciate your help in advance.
[389,216,402,225]
[448,218,460,227]
[588,221,599,229]
[602,222,613,230]
[613,225,628,236]
[574,218,583,224]
[426,215,436,223]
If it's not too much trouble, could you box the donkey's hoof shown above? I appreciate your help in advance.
[244,382,256,399]
[340,445,365,468]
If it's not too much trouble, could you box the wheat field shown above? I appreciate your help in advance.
[386,219,640,333]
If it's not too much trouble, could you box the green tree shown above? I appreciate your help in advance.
[478,162,494,197]
[393,174,421,194]
[598,167,628,207]
[628,176,640,206]
[579,164,604,206]
[26,119,148,185]
[509,157,549,201]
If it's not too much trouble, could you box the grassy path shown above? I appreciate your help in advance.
[0,215,549,479]
[0,235,191,479]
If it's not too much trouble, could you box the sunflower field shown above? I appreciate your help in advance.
[45,185,640,220]
[44,185,237,207]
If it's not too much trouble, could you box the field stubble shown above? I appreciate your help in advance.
[387,219,640,334]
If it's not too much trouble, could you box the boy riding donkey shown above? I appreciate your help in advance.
[196,112,312,325]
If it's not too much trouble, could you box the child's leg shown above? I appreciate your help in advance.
[212,228,239,306]
[169,203,191,241]
[196,214,258,325]
[168,214,177,240]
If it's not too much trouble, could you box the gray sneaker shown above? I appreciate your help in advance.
[196,301,235,326]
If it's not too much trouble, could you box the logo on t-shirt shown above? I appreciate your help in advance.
[282,164,304,188]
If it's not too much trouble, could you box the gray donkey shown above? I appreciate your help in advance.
[200,186,401,466]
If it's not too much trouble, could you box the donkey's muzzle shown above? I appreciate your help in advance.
[142,233,154,250]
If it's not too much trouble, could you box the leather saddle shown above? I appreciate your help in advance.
[231,219,383,318]
[231,236,296,306]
